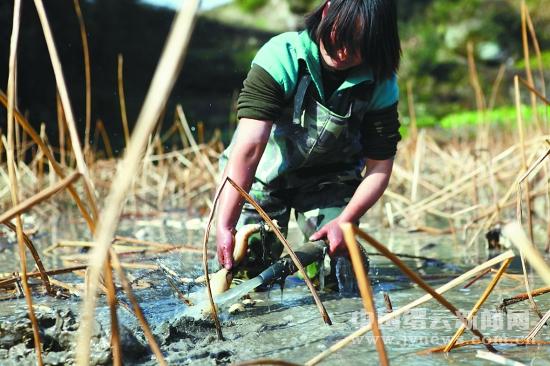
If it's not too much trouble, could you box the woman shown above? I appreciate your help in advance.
[216,0,401,280]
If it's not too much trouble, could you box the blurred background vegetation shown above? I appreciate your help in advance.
[0,0,548,152]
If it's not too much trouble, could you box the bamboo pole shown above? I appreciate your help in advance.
[443,258,512,352]
[33,0,99,222]
[6,1,43,363]
[305,250,514,365]
[341,223,388,366]
[76,2,200,364]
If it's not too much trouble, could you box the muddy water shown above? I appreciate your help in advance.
[1,213,550,365]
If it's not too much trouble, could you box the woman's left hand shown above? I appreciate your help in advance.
[309,218,349,256]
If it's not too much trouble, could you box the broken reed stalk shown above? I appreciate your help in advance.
[341,223,388,366]
[3,222,52,294]
[73,0,92,157]
[0,91,95,232]
[354,226,496,351]
[476,350,526,366]
[0,265,87,289]
[233,360,301,366]
[6,1,43,364]
[520,1,541,132]
[304,250,514,366]
[499,285,550,310]
[420,338,550,355]
[75,2,200,364]
[118,54,130,147]
[503,222,550,286]
[518,78,550,105]
[411,129,424,203]
[109,250,166,366]
[467,41,488,148]
[104,257,122,366]
[0,171,81,224]
[226,177,332,325]
[33,0,99,222]
[95,120,114,159]
[406,80,417,142]
[176,105,218,180]
[526,309,550,340]
[443,257,512,352]
[488,64,506,110]
[524,6,547,132]
[514,75,534,241]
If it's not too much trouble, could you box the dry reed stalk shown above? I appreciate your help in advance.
[305,250,514,365]
[118,54,130,147]
[73,0,92,157]
[95,120,114,159]
[109,250,166,365]
[6,1,43,363]
[420,338,550,355]
[104,257,122,366]
[76,2,200,363]
[443,257,512,352]
[0,171,81,224]
[410,129,424,204]
[56,92,66,166]
[488,64,506,110]
[499,285,550,310]
[467,41,488,149]
[48,278,82,297]
[406,80,417,142]
[514,76,534,241]
[520,1,541,132]
[398,141,520,218]
[476,350,526,366]
[518,77,550,105]
[233,360,301,366]
[3,222,52,294]
[502,222,550,286]
[353,226,495,351]
[197,121,205,144]
[341,223,388,366]
[0,265,87,289]
[226,177,332,324]
[463,267,491,289]
[176,105,218,180]
[525,308,550,340]
[0,91,96,232]
[33,0,99,222]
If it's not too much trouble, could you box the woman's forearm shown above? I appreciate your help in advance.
[338,158,394,223]
[217,119,273,230]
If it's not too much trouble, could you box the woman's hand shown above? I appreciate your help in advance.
[309,218,348,256]
[216,226,236,270]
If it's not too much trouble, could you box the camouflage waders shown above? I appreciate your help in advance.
[223,73,367,279]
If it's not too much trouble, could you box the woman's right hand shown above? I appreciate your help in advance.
[216,226,236,270]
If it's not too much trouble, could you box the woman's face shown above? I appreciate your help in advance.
[319,40,363,71]
[319,1,363,71]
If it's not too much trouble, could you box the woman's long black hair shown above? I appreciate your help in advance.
[305,0,401,81]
